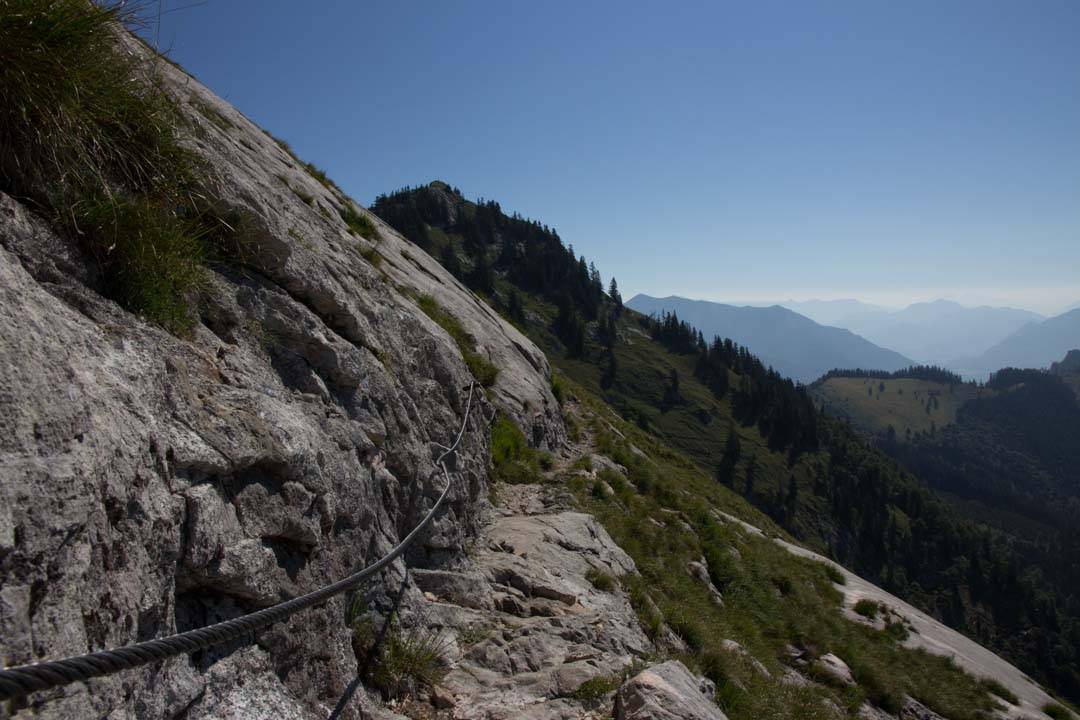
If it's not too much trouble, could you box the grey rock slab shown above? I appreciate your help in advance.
[0,31,563,720]
[614,661,728,720]
[814,653,855,686]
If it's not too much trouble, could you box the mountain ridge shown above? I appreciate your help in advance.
[626,293,914,383]
[951,309,1080,379]
[834,301,1044,368]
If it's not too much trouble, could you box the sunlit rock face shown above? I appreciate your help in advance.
[0,37,561,719]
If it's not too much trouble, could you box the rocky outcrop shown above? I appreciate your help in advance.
[0,38,562,720]
[813,653,854,686]
[614,661,728,720]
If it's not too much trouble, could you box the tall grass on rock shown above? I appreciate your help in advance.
[0,0,193,199]
[0,0,213,333]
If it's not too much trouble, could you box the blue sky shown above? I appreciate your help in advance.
[147,1,1079,314]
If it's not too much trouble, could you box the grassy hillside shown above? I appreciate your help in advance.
[541,378,1006,720]
[812,377,987,440]
[370,181,1080,706]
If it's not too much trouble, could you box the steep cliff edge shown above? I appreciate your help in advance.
[0,36,561,719]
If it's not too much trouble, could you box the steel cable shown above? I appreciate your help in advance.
[0,383,477,702]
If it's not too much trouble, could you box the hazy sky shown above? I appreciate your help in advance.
[147,1,1080,315]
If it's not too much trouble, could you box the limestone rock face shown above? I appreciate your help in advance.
[0,39,561,720]
[614,661,728,720]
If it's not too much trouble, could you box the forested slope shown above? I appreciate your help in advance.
[372,181,1080,706]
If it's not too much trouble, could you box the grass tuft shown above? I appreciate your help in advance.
[190,97,233,132]
[0,0,194,201]
[822,564,847,585]
[73,193,206,332]
[290,185,314,206]
[360,244,382,267]
[490,415,546,484]
[569,675,619,702]
[0,0,249,334]
[1044,703,1074,720]
[585,566,618,592]
[550,373,567,405]
[341,203,377,239]
[854,599,880,619]
[416,294,499,387]
[350,608,448,700]
[979,678,1018,705]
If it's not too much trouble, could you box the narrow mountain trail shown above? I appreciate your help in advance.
[391,457,653,718]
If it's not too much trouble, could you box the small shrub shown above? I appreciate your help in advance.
[341,203,377,239]
[570,675,619,702]
[585,567,617,592]
[979,678,1018,705]
[854,599,880,619]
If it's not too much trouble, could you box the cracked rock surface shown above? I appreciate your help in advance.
[402,484,651,720]
[0,37,561,720]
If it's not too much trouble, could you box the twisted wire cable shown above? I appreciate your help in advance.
[0,383,477,702]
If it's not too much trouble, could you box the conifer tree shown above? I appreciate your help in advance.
[609,277,623,313]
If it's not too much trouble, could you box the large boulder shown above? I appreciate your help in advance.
[615,661,728,720]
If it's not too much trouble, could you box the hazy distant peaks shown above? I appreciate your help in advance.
[626,294,913,383]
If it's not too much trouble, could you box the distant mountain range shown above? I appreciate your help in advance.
[626,294,913,383]
[833,299,1043,366]
[951,309,1080,379]
[775,299,892,327]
